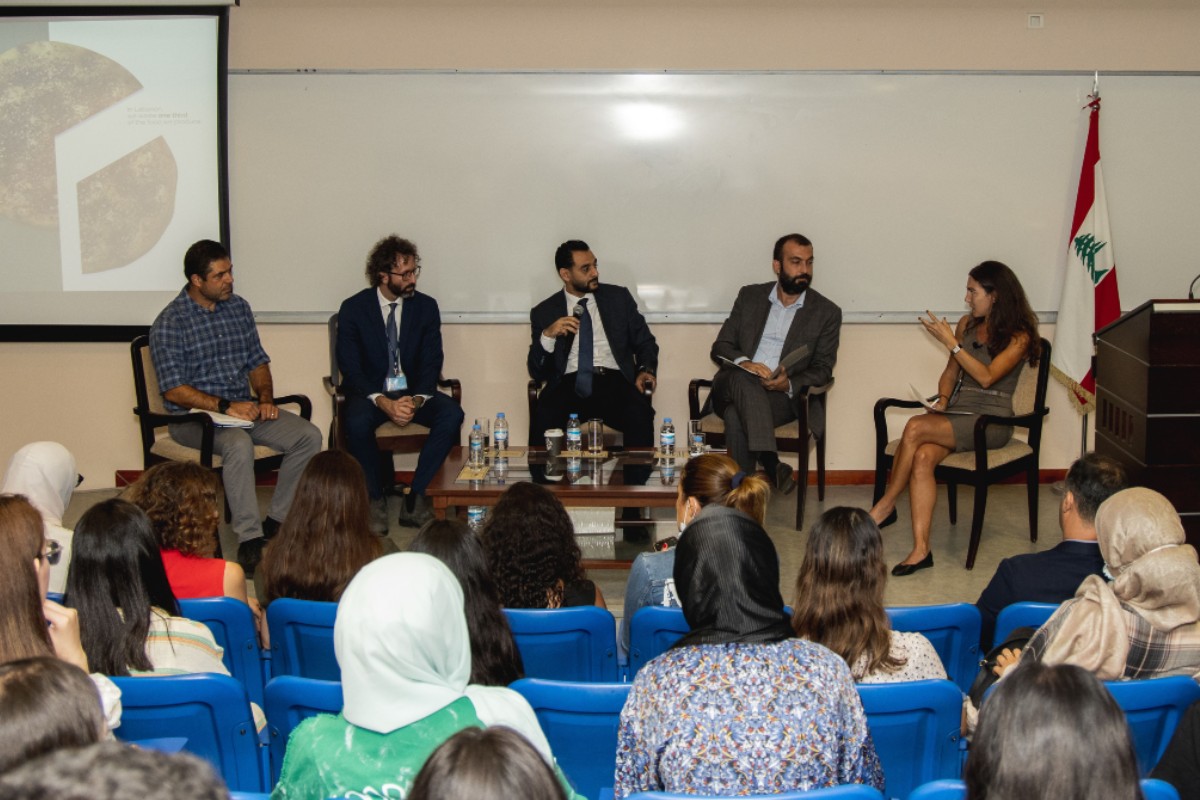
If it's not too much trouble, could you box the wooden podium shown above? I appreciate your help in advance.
[1094,299,1200,546]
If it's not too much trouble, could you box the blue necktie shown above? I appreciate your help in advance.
[386,302,399,378]
[575,298,594,398]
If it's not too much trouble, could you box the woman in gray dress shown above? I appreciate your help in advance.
[869,261,1040,576]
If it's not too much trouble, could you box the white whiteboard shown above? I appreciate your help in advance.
[227,71,1200,322]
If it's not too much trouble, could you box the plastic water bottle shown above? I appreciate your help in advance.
[493,412,509,452]
[493,456,509,483]
[659,417,676,459]
[566,414,581,452]
[467,505,486,532]
[468,424,484,466]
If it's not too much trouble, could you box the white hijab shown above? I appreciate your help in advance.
[334,553,553,759]
[2,442,77,593]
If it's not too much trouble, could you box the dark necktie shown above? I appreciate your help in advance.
[575,298,594,398]
[386,301,399,376]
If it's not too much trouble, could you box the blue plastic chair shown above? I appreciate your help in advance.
[179,597,266,708]
[629,786,883,799]
[856,679,963,800]
[263,675,343,782]
[905,778,1179,800]
[885,604,981,692]
[1106,676,1200,774]
[991,601,1057,648]
[504,607,620,681]
[111,673,268,792]
[267,598,339,680]
[511,678,631,799]
[627,605,690,677]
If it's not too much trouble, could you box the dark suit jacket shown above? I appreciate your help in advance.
[709,282,842,434]
[527,283,658,390]
[975,539,1106,648]
[336,287,444,399]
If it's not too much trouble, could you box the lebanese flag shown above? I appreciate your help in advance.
[1051,94,1121,413]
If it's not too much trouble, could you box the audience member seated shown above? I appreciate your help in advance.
[614,502,883,797]
[481,482,605,609]
[619,453,769,656]
[0,494,119,730]
[409,519,524,686]
[974,452,1128,648]
[2,441,79,594]
[259,450,384,608]
[0,741,229,800]
[123,462,259,613]
[409,726,568,800]
[272,553,582,800]
[965,661,1142,800]
[0,657,106,773]
[791,506,948,683]
[64,499,228,678]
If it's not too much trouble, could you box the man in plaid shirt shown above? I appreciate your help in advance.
[150,239,321,577]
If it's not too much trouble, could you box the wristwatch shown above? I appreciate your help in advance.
[950,344,963,355]
[412,395,426,409]
[217,398,231,414]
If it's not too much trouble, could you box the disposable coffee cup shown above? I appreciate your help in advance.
[545,428,564,457]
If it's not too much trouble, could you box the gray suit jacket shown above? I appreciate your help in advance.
[710,282,842,436]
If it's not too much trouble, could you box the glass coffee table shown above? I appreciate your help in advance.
[425,446,683,565]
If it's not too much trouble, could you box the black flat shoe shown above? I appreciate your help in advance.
[878,509,898,529]
[891,552,934,577]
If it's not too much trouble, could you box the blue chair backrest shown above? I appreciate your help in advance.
[263,675,343,783]
[511,678,631,799]
[992,601,1057,647]
[856,680,963,800]
[905,779,965,800]
[111,673,267,792]
[179,597,266,708]
[267,598,339,680]
[904,778,1179,800]
[885,604,981,692]
[627,606,690,677]
[1105,676,1200,774]
[629,786,884,799]
[504,607,619,681]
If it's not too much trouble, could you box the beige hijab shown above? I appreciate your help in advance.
[1042,487,1200,679]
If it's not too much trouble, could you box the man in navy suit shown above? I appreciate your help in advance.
[336,235,464,529]
[709,233,841,492]
[528,240,658,447]
[975,452,1128,647]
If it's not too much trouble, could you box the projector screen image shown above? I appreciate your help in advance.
[0,13,223,327]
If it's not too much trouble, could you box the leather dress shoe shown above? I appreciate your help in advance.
[237,537,267,579]
[773,463,797,496]
[891,551,933,577]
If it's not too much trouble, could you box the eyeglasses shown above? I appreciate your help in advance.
[42,539,62,566]
[388,265,422,281]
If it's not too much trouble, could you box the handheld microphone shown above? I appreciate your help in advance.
[573,303,586,319]
[1189,273,1200,300]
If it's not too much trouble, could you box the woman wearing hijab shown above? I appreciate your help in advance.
[1018,487,1200,679]
[614,504,883,798]
[619,453,769,657]
[271,553,583,800]
[2,442,78,594]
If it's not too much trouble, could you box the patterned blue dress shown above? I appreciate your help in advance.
[614,639,884,797]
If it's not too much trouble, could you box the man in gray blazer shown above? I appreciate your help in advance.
[708,233,842,492]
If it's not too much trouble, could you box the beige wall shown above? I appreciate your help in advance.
[5,0,1195,488]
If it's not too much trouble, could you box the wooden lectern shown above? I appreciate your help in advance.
[1094,299,1200,546]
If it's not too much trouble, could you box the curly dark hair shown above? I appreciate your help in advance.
[259,450,383,606]
[122,462,220,556]
[966,260,1041,364]
[481,483,585,609]
[365,235,419,287]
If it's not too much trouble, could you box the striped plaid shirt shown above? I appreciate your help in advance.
[150,289,269,413]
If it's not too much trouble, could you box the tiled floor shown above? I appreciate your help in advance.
[72,480,1062,625]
